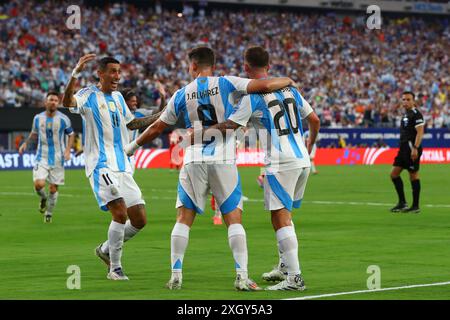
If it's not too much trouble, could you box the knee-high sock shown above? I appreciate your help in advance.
[36,188,47,200]
[276,225,301,281]
[101,220,141,254]
[276,220,295,271]
[311,161,317,173]
[228,223,248,280]
[391,176,406,204]
[46,192,58,215]
[411,179,421,207]
[108,221,125,271]
[171,222,190,277]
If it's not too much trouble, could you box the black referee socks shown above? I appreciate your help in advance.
[411,179,421,208]
[392,176,406,204]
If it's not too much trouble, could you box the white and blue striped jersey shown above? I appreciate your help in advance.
[229,86,313,171]
[70,85,134,177]
[31,111,74,168]
[160,76,251,164]
[128,108,155,142]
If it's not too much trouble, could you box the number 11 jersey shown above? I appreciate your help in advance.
[229,86,313,172]
[160,76,251,164]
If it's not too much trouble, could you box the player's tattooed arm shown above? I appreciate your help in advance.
[247,77,296,93]
[125,119,169,156]
[189,120,241,145]
[126,110,164,130]
[18,132,37,155]
[62,54,97,108]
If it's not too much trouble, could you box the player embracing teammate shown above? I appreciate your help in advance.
[126,46,296,291]
[198,46,320,290]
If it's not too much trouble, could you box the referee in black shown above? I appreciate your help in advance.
[390,91,425,213]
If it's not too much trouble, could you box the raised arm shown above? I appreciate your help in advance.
[247,77,295,94]
[18,132,37,155]
[156,81,166,112]
[62,54,97,108]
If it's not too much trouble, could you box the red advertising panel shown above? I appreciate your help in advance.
[134,148,450,169]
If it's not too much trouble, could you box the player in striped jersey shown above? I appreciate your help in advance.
[125,46,295,291]
[123,85,166,174]
[62,54,162,280]
[19,92,75,223]
[198,46,320,290]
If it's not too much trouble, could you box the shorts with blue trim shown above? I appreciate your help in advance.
[264,167,310,211]
[88,167,145,211]
[176,163,243,214]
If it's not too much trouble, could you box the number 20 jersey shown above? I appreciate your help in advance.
[160,76,251,164]
[229,86,313,172]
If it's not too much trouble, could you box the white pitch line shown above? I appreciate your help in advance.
[285,281,450,300]
[0,192,449,208]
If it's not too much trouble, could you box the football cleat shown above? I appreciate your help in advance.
[95,244,111,269]
[107,267,129,280]
[44,214,52,223]
[402,206,420,214]
[390,202,408,213]
[166,276,182,290]
[262,266,287,282]
[265,274,306,291]
[39,198,47,214]
[234,275,262,291]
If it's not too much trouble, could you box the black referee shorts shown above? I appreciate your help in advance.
[393,146,422,172]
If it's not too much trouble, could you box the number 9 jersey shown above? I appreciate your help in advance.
[160,76,251,164]
[229,86,313,173]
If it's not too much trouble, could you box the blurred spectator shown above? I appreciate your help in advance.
[0,0,448,129]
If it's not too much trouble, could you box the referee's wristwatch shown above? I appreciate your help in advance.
[412,145,420,150]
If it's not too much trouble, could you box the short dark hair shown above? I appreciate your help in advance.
[402,91,415,100]
[244,46,270,68]
[122,89,137,101]
[98,57,120,71]
[46,91,60,99]
[188,47,215,67]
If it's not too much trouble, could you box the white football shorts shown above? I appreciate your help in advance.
[33,163,65,185]
[176,163,243,214]
[88,167,145,211]
[263,167,310,211]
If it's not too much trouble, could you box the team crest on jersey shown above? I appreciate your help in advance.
[108,102,117,112]
[47,122,52,129]
[402,117,408,126]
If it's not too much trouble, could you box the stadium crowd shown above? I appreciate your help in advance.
[0,0,449,129]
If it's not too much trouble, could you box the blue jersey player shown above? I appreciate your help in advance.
[199,46,320,291]
[125,46,295,291]
[19,92,75,223]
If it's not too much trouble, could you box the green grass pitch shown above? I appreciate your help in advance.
[0,165,449,300]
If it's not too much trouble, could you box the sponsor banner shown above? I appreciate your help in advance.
[319,128,450,148]
[0,152,85,170]
[315,148,450,165]
[134,148,266,168]
[3,148,449,170]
